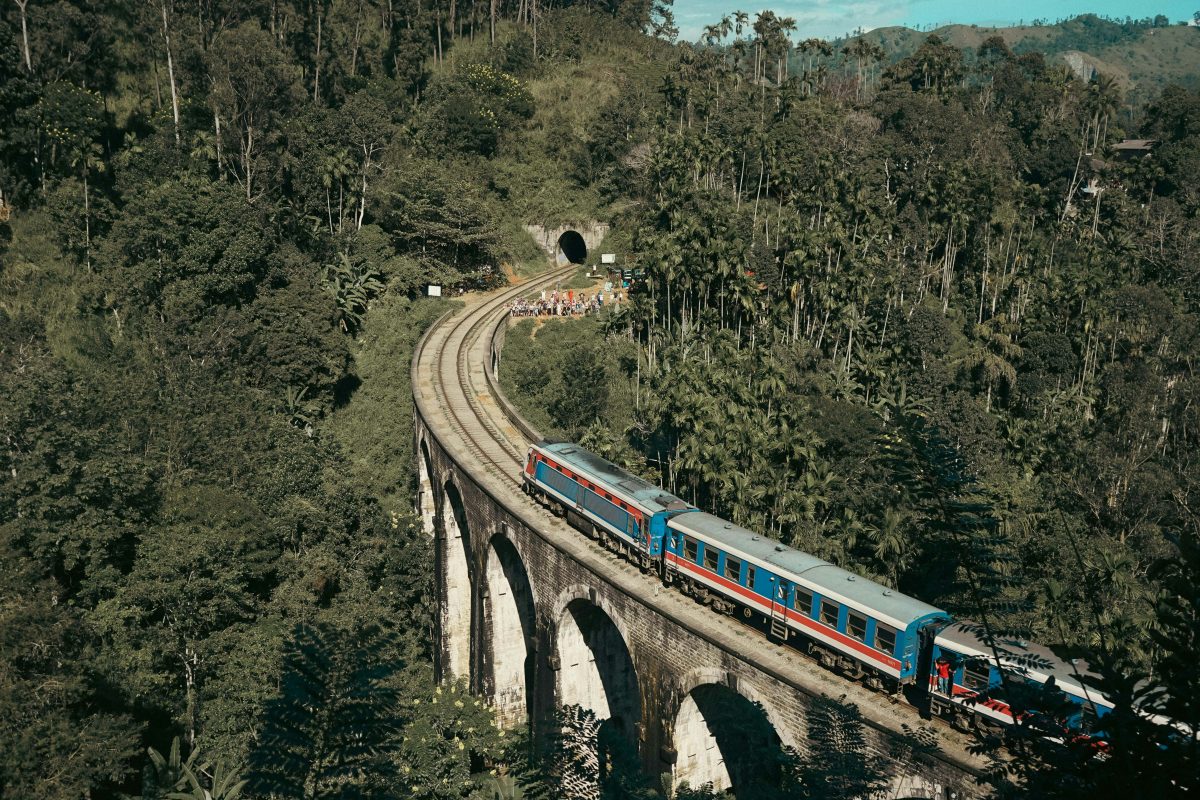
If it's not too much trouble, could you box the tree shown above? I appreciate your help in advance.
[207,21,301,201]
[550,342,610,437]
[12,0,31,72]
[97,175,272,323]
[248,622,404,799]
[796,696,886,799]
[0,538,141,799]
[159,0,182,144]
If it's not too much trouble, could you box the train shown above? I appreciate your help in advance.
[522,440,1120,746]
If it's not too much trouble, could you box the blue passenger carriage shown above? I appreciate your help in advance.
[523,442,694,564]
[663,512,951,690]
[930,622,1115,741]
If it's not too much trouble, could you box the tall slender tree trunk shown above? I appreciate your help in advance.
[350,0,364,74]
[161,0,182,144]
[14,0,32,72]
[435,10,443,62]
[212,103,222,173]
[152,56,163,108]
[82,162,91,271]
[313,7,324,101]
[489,0,496,44]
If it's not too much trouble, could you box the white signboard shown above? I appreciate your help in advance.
[427,284,443,297]
[601,253,617,265]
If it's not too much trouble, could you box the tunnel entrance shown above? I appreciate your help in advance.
[556,230,587,265]
[673,684,792,797]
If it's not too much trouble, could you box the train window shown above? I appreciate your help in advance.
[745,565,756,588]
[703,546,719,572]
[683,537,698,563]
[794,588,813,616]
[669,533,679,549]
[847,612,868,643]
[963,661,991,691]
[819,600,839,627]
[724,556,742,582]
[874,623,897,654]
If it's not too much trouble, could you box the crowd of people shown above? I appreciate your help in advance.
[509,287,624,318]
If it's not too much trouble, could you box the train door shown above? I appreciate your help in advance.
[626,513,639,546]
[913,626,937,706]
[768,577,789,641]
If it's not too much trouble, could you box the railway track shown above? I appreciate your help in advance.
[413,267,989,783]
[415,265,574,477]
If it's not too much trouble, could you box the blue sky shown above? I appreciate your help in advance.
[672,0,1197,41]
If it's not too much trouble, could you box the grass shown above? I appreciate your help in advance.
[325,294,458,515]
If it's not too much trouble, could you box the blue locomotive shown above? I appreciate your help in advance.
[523,441,694,566]
[522,440,1122,744]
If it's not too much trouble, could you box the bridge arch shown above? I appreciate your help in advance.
[556,230,588,265]
[441,479,474,682]
[484,529,537,727]
[552,587,642,749]
[671,673,794,796]
[418,438,437,538]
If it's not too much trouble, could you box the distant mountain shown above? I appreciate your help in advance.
[848,14,1200,102]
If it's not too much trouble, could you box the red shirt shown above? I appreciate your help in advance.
[936,661,951,679]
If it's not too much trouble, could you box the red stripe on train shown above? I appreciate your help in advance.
[666,553,901,671]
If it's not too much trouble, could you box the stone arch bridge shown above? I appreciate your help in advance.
[412,268,987,798]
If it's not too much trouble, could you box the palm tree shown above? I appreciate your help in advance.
[959,320,1022,413]
[776,16,796,85]
[733,10,749,38]
[864,509,913,589]
[1085,72,1121,154]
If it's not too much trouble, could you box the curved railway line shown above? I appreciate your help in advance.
[412,267,990,784]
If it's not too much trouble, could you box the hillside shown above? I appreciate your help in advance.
[853,14,1200,101]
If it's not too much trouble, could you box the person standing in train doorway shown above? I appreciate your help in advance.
[936,657,952,695]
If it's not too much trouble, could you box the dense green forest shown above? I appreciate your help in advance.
[1,0,1198,797]
[502,12,1200,799]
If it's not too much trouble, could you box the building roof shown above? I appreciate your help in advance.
[667,512,947,630]
[1114,139,1157,150]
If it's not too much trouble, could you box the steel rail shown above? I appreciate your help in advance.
[412,268,989,783]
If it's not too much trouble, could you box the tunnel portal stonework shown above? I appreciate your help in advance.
[414,413,985,799]
[524,222,610,266]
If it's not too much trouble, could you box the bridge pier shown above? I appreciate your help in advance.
[413,296,989,799]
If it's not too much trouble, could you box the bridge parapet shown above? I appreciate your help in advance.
[413,281,989,799]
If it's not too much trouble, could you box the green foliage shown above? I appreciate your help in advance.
[795,696,887,800]
[396,682,504,800]
[0,538,141,799]
[421,63,535,157]
[97,176,272,322]
[248,622,405,799]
